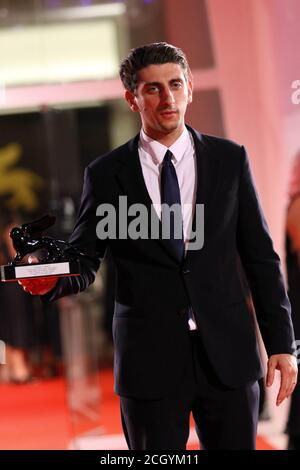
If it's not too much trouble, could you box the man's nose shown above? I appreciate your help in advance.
[161,88,175,105]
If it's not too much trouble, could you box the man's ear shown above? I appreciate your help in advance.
[187,79,193,104]
[125,90,139,112]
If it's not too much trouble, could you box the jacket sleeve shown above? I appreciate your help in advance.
[41,166,107,303]
[236,146,295,356]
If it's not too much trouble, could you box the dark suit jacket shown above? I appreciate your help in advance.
[43,126,295,399]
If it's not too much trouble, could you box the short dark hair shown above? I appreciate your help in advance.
[119,42,191,93]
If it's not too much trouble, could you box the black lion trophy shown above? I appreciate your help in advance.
[0,215,81,282]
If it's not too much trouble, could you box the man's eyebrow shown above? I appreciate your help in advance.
[170,77,184,83]
[143,78,184,87]
[143,81,161,87]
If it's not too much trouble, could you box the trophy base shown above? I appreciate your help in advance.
[0,259,80,282]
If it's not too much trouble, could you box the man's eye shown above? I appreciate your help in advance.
[172,82,182,89]
[147,86,159,93]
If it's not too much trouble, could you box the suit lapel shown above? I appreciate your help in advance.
[186,126,221,260]
[188,126,221,209]
[114,134,152,209]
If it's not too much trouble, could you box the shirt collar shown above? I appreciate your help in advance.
[139,126,190,165]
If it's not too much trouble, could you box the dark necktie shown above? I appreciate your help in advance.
[160,149,184,262]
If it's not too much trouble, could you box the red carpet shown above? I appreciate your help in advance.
[0,369,275,450]
[0,378,70,449]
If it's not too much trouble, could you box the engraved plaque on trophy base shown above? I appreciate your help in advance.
[1,259,80,282]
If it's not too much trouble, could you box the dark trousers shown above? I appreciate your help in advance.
[120,331,259,450]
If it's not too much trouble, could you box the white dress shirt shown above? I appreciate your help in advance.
[138,126,198,330]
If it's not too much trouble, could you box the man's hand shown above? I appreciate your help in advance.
[17,254,58,295]
[266,354,298,406]
[18,276,58,295]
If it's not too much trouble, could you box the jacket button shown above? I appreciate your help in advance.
[182,268,190,274]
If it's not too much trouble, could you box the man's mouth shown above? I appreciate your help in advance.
[160,109,178,117]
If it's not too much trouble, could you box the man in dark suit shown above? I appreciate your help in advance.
[19,42,297,450]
